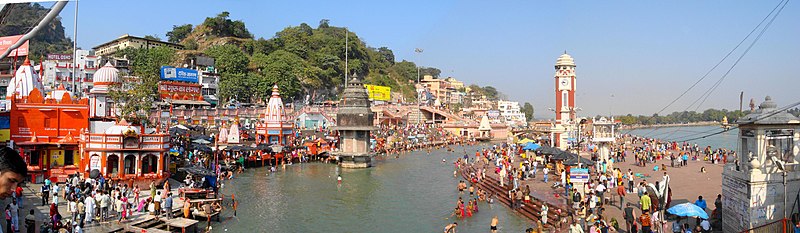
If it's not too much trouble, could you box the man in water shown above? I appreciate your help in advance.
[490,215,498,233]
[444,222,458,233]
[337,175,342,184]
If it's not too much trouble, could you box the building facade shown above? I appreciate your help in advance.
[41,50,99,94]
[92,34,183,57]
[498,100,527,127]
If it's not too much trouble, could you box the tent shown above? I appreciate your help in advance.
[522,143,541,150]
[535,146,561,155]
[518,138,535,144]
[192,138,212,145]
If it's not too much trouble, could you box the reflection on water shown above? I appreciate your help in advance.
[216,144,533,232]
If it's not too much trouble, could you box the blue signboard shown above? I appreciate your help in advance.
[0,116,8,129]
[160,66,198,83]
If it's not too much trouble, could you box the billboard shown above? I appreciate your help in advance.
[0,35,29,57]
[160,66,198,83]
[487,110,501,118]
[364,84,391,101]
[46,53,73,61]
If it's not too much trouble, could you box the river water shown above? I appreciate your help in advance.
[625,125,738,150]
[215,144,533,232]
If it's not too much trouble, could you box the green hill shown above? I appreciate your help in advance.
[166,13,431,105]
[0,3,73,59]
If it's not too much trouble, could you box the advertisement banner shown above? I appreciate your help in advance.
[160,66,198,83]
[0,129,9,141]
[0,35,29,57]
[46,53,73,61]
[364,84,391,101]
[158,82,202,95]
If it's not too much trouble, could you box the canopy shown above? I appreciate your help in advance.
[522,143,540,150]
[563,153,595,166]
[535,146,561,155]
[192,139,212,145]
[178,166,216,176]
[551,151,573,160]
[518,138,535,144]
[193,145,212,152]
[667,203,708,219]
[172,125,190,130]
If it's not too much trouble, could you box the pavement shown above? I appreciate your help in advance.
[475,139,724,232]
[0,178,191,233]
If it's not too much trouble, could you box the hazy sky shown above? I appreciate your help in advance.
[51,0,799,118]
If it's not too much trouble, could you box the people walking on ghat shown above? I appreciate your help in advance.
[40,181,50,206]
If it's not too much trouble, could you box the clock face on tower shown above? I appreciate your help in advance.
[559,77,571,90]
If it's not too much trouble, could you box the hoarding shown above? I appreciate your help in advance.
[158,81,202,100]
[0,35,29,57]
[46,53,73,61]
[160,66,198,83]
[364,84,391,101]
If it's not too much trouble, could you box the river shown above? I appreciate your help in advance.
[214,144,533,232]
[625,125,738,150]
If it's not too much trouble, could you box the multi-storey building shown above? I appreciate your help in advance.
[498,100,527,127]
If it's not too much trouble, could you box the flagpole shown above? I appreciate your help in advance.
[344,27,348,88]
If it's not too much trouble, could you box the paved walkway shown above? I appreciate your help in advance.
[0,178,193,233]
[474,139,724,232]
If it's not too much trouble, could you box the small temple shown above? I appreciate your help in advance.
[333,76,376,168]
[255,84,295,160]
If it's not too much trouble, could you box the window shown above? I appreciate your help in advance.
[562,92,568,107]
[18,117,25,127]
[766,129,794,162]
[44,118,50,128]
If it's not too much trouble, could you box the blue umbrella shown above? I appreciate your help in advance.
[667,203,709,219]
[523,143,540,150]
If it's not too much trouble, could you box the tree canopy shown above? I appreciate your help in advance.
[109,46,176,124]
[0,3,73,59]
[615,109,747,125]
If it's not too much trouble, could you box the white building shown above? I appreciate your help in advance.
[498,100,527,127]
[42,50,99,94]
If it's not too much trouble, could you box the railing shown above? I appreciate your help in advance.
[741,218,789,233]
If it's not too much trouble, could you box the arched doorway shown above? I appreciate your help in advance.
[141,154,158,174]
[124,154,136,175]
[107,154,119,176]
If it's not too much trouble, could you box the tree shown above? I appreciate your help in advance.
[522,102,535,120]
[166,24,193,43]
[420,67,441,78]
[204,44,250,103]
[109,47,176,124]
[143,35,161,41]
[202,11,252,38]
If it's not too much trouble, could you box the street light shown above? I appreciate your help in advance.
[415,48,423,125]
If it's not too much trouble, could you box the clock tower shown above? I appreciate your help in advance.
[553,52,576,148]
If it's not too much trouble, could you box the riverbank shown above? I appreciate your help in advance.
[619,121,719,130]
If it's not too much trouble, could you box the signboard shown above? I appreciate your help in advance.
[46,53,73,61]
[160,66,198,83]
[364,84,391,101]
[159,82,201,96]
[0,129,9,141]
[0,35,29,57]
[90,155,101,171]
[569,168,590,183]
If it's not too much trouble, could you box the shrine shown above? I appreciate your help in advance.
[255,84,294,159]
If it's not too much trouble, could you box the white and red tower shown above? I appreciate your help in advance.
[553,52,577,149]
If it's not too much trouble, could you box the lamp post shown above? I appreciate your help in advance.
[415,48,423,125]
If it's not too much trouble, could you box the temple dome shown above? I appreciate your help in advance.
[104,120,140,135]
[555,52,575,67]
[264,84,286,123]
[91,62,120,93]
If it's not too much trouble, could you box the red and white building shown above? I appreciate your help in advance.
[552,52,578,150]
[2,59,169,183]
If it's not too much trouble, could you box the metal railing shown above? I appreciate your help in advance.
[741,218,789,233]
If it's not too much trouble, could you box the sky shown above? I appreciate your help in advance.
[46,0,799,119]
